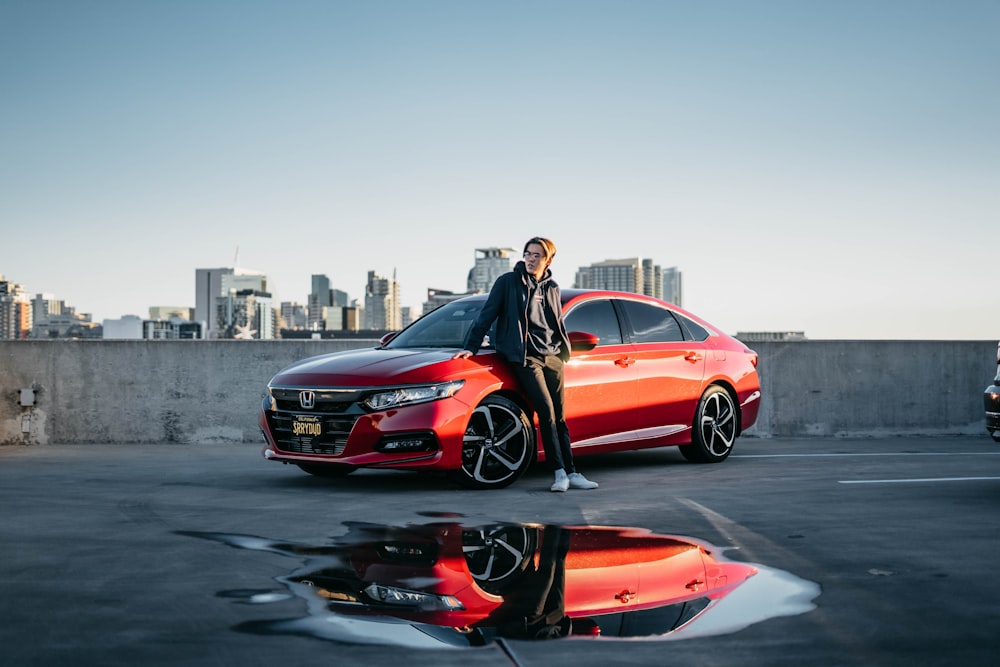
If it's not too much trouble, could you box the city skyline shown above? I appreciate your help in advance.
[2,2,998,340]
[1,249,683,325]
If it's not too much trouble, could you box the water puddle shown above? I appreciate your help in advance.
[178,519,818,648]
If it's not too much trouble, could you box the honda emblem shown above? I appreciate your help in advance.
[299,390,316,409]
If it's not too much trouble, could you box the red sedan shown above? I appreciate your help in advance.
[260,290,761,489]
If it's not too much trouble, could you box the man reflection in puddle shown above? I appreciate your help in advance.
[482,526,599,640]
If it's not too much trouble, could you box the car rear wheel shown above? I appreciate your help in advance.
[296,462,357,477]
[453,395,534,489]
[991,431,1000,443]
[681,385,737,463]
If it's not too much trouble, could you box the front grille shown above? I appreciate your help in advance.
[270,387,365,414]
[267,387,369,456]
[268,412,359,455]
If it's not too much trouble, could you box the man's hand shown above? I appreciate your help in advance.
[453,350,473,360]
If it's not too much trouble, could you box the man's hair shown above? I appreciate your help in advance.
[524,236,556,259]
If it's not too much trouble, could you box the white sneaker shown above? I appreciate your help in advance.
[550,470,569,492]
[568,472,598,490]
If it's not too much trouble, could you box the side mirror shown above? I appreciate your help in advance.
[379,332,398,346]
[568,331,599,352]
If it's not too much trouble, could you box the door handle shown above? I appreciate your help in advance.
[615,589,636,603]
[685,579,705,591]
[684,353,702,363]
[615,357,635,368]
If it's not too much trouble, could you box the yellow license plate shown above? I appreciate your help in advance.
[292,416,322,436]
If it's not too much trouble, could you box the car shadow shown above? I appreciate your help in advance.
[264,446,694,492]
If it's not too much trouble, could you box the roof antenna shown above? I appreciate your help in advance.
[234,245,240,269]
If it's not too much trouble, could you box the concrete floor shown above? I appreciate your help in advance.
[2,436,999,666]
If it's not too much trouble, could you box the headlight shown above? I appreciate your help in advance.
[364,583,465,611]
[363,380,465,411]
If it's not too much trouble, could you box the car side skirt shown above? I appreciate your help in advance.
[572,424,691,450]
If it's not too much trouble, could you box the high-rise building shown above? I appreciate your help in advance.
[574,258,681,305]
[215,288,275,339]
[221,271,268,297]
[30,293,61,327]
[421,288,476,315]
[195,267,234,338]
[0,275,32,340]
[662,266,683,306]
[641,259,662,299]
[280,302,308,329]
[467,247,516,293]
[193,270,271,339]
[575,258,644,293]
[344,305,361,331]
[323,306,345,331]
[364,270,401,331]
[309,274,331,329]
[307,276,350,329]
[331,289,349,307]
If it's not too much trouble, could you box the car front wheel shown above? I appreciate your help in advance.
[681,385,738,463]
[454,396,535,489]
[462,524,537,594]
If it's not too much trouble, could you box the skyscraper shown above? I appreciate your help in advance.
[575,258,644,293]
[216,289,275,339]
[309,274,332,329]
[280,302,308,330]
[195,267,234,338]
[197,267,274,338]
[574,257,681,305]
[663,266,683,306]
[364,270,401,331]
[467,247,516,293]
[0,275,32,340]
[641,258,662,299]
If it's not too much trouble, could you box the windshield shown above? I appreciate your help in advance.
[384,298,495,350]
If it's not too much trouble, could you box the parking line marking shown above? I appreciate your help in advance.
[839,477,1000,484]
[734,452,1000,458]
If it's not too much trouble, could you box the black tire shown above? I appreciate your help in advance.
[296,462,357,477]
[452,395,535,489]
[680,385,738,463]
[991,431,1000,443]
[462,524,538,595]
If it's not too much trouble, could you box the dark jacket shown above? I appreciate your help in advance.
[463,261,571,365]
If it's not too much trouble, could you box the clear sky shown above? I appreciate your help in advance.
[2,0,997,339]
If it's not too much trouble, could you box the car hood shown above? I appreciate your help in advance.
[270,347,471,387]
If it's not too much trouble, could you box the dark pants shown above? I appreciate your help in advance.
[491,526,572,639]
[514,355,575,473]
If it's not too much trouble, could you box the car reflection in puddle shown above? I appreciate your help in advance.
[178,520,819,648]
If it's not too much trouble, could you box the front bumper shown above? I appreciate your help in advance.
[260,394,474,471]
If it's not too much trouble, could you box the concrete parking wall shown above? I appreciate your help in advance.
[0,339,995,445]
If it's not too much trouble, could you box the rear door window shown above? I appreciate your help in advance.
[617,300,684,343]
